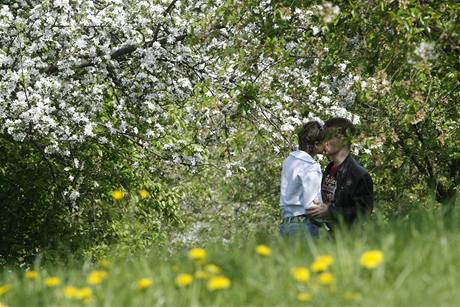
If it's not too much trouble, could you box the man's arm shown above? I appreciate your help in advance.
[307,200,330,219]
[353,172,374,218]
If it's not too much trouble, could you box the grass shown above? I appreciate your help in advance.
[1,205,459,307]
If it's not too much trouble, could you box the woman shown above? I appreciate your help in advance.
[279,120,325,239]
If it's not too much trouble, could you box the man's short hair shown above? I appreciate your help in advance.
[297,121,324,152]
[324,117,356,147]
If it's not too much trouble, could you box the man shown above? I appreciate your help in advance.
[307,117,373,227]
[279,121,325,239]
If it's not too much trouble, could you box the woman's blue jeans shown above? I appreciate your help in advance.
[279,221,319,239]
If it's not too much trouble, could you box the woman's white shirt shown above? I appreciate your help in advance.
[280,150,322,218]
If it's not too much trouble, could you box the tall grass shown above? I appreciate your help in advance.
[1,204,459,307]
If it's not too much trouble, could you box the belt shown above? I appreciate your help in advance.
[281,215,323,227]
[282,215,310,224]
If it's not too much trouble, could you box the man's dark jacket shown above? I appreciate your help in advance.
[323,154,374,226]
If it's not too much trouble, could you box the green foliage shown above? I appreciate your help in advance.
[0,133,182,264]
[327,0,460,203]
[0,136,75,264]
[89,183,182,258]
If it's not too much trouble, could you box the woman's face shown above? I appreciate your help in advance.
[314,142,325,155]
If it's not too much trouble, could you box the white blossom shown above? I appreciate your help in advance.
[414,41,437,61]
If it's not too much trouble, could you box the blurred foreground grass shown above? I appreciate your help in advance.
[1,204,459,307]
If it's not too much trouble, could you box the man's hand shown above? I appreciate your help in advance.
[306,201,329,219]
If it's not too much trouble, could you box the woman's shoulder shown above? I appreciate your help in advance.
[301,160,322,175]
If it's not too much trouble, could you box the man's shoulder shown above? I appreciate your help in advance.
[347,155,370,177]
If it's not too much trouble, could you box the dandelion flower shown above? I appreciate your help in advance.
[111,190,124,201]
[255,245,272,256]
[0,303,9,307]
[44,277,61,287]
[25,271,38,280]
[290,266,310,283]
[188,248,206,262]
[318,272,335,285]
[204,264,221,274]
[311,255,334,272]
[297,292,313,302]
[195,271,209,279]
[207,275,231,291]
[175,273,193,287]
[77,287,93,301]
[0,284,11,296]
[87,270,108,285]
[137,278,153,290]
[360,250,384,269]
[63,286,79,298]
[138,189,150,199]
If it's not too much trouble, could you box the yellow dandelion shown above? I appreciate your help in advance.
[311,255,334,272]
[175,273,193,287]
[44,277,61,287]
[87,270,108,285]
[0,284,11,296]
[111,190,124,201]
[297,292,313,302]
[137,278,153,290]
[77,287,93,301]
[343,291,363,301]
[204,264,221,274]
[290,266,310,283]
[255,244,272,256]
[0,303,9,307]
[138,189,150,199]
[25,270,38,280]
[195,270,209,279]
[188,248,207,262]
[360,250,384,269]
[318,272,335,285]
[207,275,231,291]
[63,286,79,298]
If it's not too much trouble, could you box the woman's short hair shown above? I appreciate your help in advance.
[297,121,324,152]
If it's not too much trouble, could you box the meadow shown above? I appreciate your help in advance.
[1,205,459,307]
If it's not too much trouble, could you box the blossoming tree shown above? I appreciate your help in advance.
[1,0,458,260]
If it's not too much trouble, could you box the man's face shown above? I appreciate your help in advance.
[323,135,343,156]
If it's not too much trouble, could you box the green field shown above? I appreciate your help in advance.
[1,206,459,307]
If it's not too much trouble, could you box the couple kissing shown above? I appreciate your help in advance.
[279,117,374,239]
